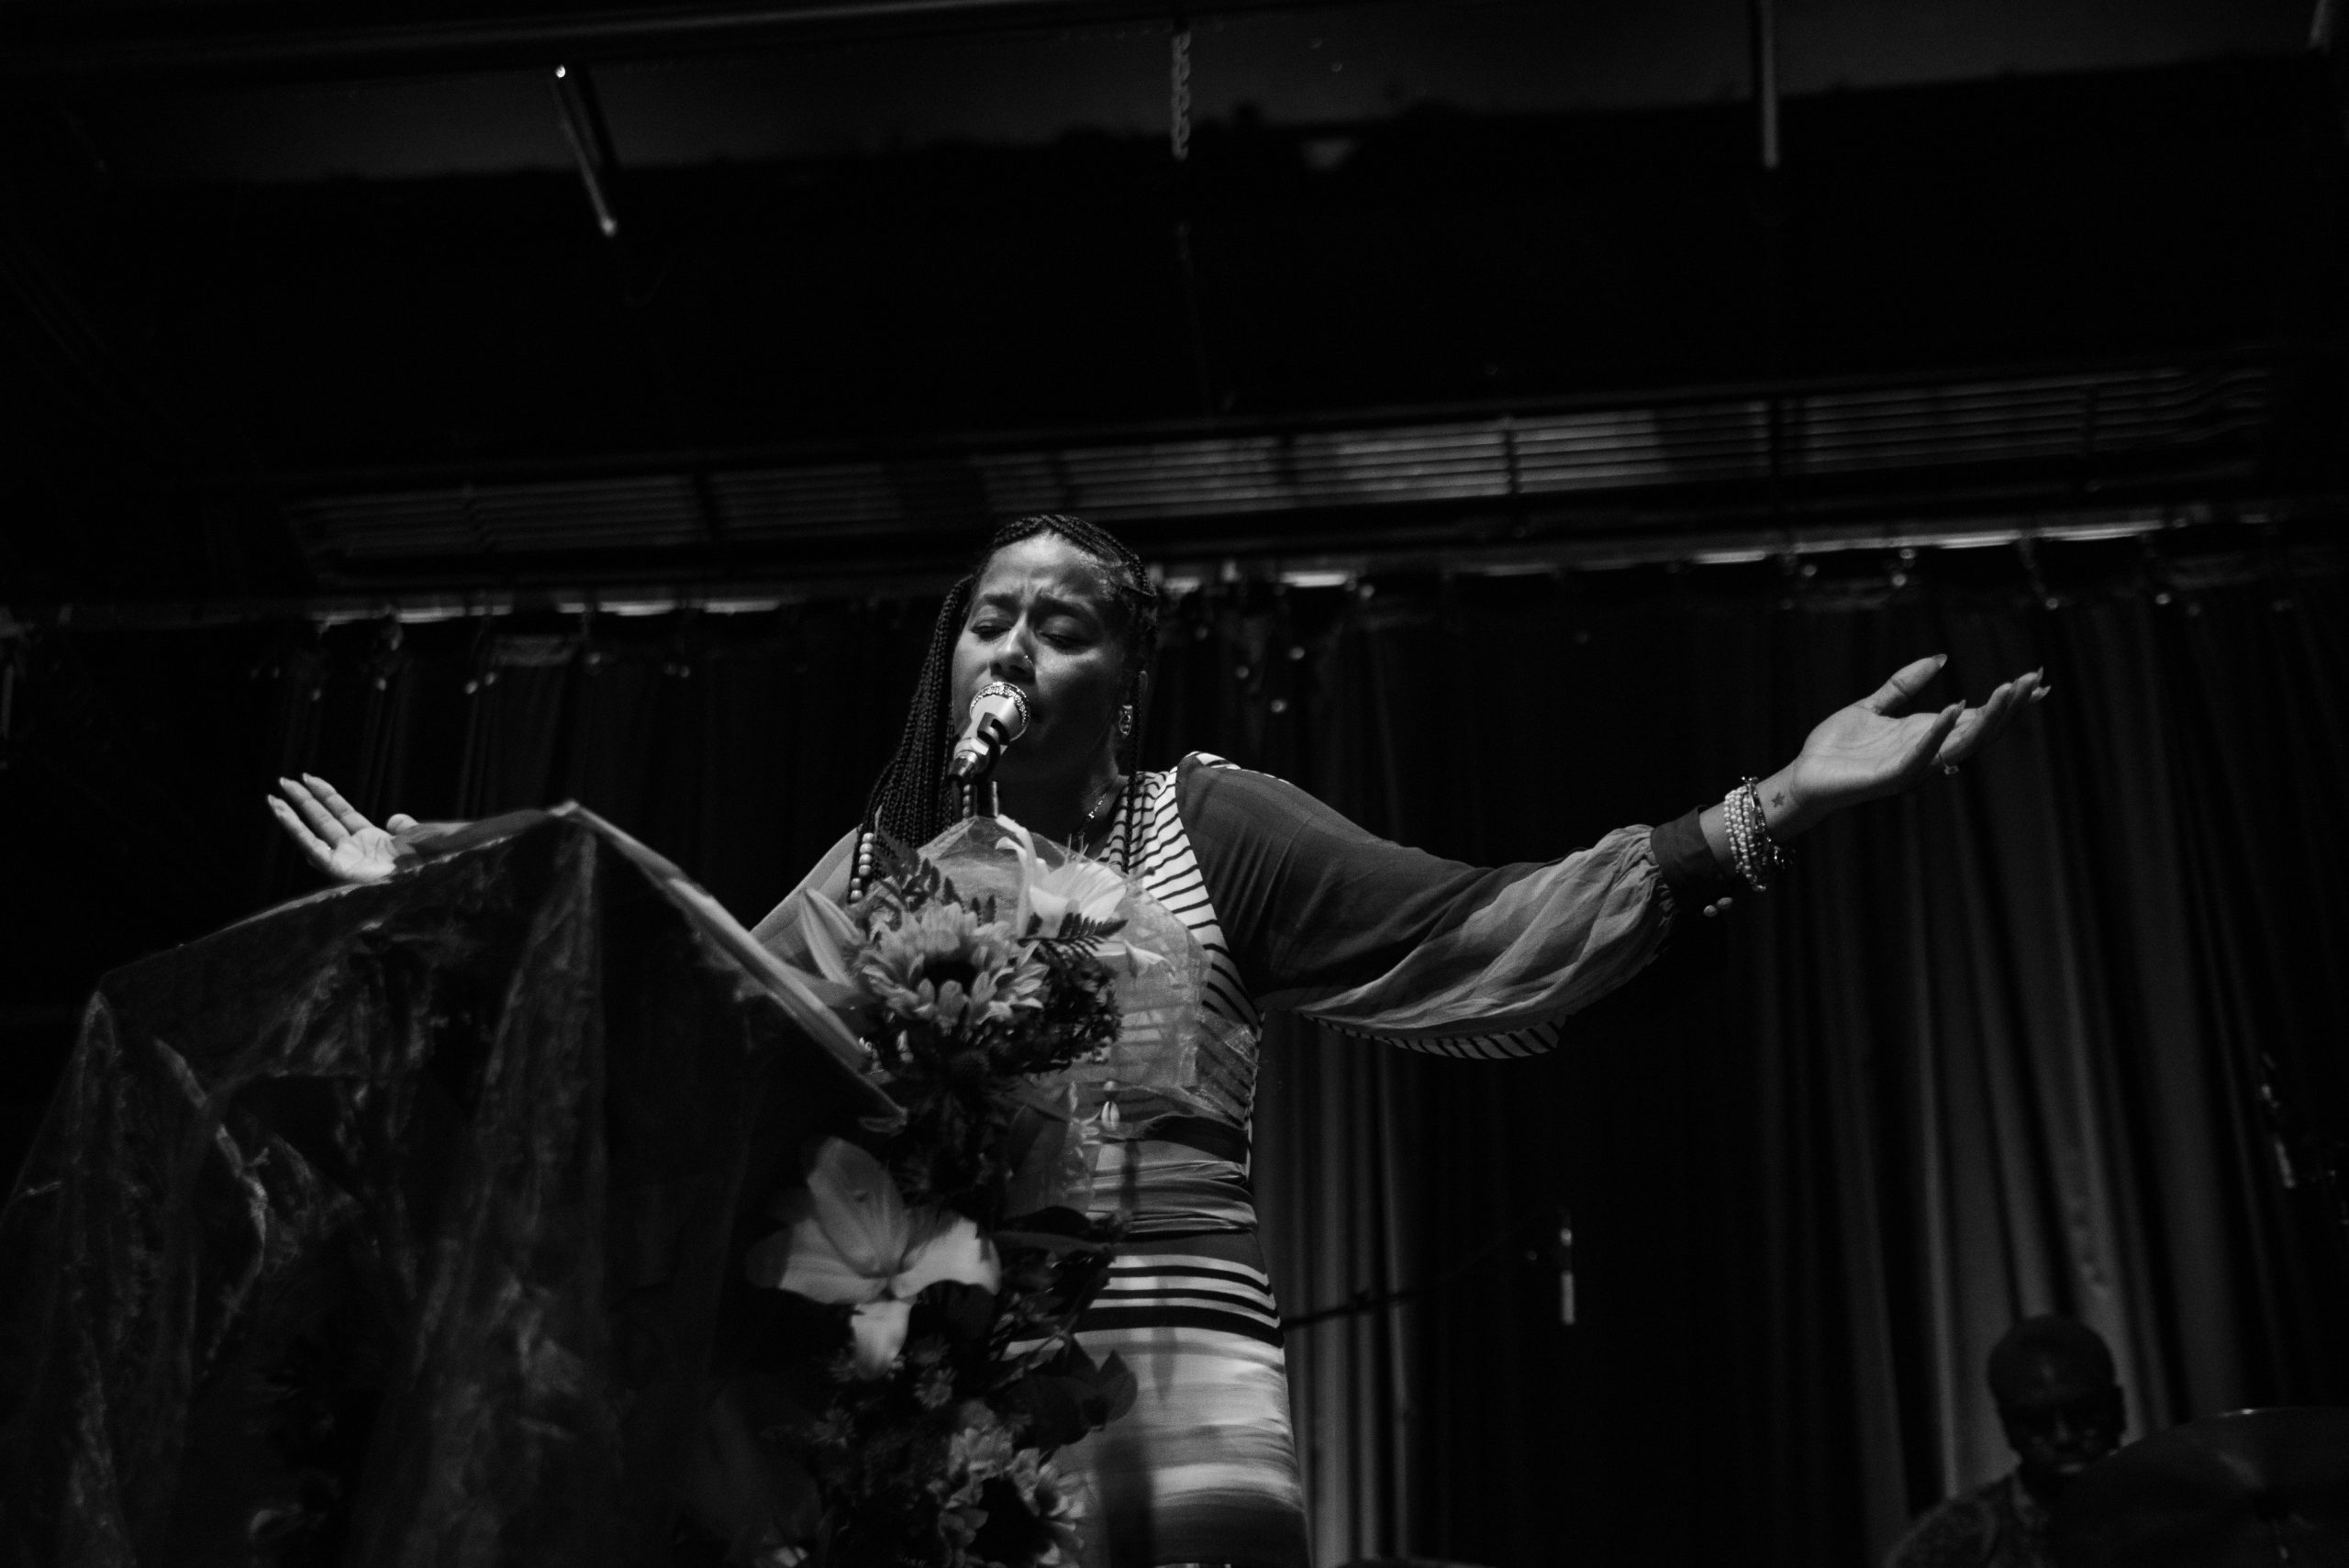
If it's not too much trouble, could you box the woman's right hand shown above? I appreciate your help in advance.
[268,773,417,884]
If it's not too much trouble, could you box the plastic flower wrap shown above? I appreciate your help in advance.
[734,816,1170,1568]
[912,817,1250,1135]
[999,819,1125,937]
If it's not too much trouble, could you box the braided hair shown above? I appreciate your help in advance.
[858,514,1161,862]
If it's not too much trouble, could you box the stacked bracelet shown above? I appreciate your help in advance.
[1721,776,1791,892]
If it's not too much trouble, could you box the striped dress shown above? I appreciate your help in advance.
[757,754,1721,1568]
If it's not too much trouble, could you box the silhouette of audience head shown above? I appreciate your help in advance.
[1987,1315,2127,1501]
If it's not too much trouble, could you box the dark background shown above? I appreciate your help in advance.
[3,0,2343,598]
[4,1,2347,1563]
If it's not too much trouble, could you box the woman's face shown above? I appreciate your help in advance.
[949,532,1132,789]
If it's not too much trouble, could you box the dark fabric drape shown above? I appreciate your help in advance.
[1226,563,2349,1568]
[6,545,2344,1566]
[0,810,888,1567]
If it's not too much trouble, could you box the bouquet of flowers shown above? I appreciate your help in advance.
[719,820,1147,1568]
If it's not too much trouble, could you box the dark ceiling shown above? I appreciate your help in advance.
[1,0,2342,606]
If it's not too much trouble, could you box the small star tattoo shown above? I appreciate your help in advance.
[1771,791,1785,808]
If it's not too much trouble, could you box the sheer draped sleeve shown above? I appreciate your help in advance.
[1178,755,1725,1057]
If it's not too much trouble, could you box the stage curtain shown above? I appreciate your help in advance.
[7,547,2344,1566]
[1220,562,2349,1568]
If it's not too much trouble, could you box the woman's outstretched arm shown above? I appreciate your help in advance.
[1184,654,2050,1051]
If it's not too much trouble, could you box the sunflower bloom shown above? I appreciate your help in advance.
[858,901,1043,1030]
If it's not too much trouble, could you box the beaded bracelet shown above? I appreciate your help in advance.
[1721,775,1791,892]
[1739,778,1782,889]
[1723,784,1754,890]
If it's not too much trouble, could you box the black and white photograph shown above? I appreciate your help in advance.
[1,1,2343,1564]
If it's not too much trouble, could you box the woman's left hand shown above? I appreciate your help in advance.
[269,773,419,883]
[1773,655,2049,835]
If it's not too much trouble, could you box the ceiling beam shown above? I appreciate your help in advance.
[1,0,1355,86]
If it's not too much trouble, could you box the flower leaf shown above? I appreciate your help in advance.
[915,1279,1000,1349]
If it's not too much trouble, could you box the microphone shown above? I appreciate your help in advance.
[947,681,1030,782]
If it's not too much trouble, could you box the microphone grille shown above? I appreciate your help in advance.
[972,681,1030,735]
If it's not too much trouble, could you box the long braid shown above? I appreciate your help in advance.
[857,574,978,851]
[854,514,1160,887]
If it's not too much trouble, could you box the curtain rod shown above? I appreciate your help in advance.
[6,506,2320,632]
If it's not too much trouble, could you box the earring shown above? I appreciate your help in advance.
[1117,704,1135,737]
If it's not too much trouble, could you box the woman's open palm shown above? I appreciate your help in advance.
[268,774,415,884]
[1787,655,2049,820]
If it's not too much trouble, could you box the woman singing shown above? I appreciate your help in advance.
[273,512,2046,1568]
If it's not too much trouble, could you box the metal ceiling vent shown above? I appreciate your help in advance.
[291,362,2272,573]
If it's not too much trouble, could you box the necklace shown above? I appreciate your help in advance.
[1074,773,1126,858]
